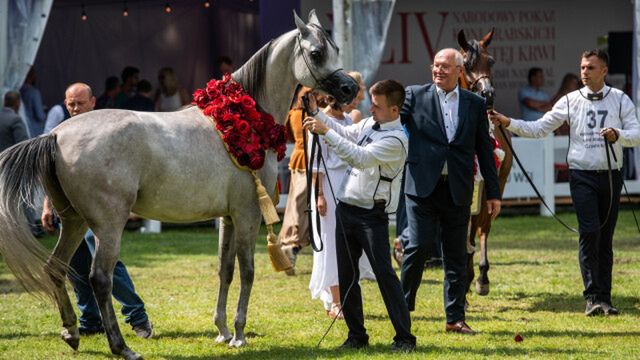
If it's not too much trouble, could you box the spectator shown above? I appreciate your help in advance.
[552,73,582,136]
[0,91,28,152]
[518,67,552,121]
[347,71,366,124]
[154,67,189,112]
[41,82,154,338]
[124,79,155,111]
[115,66,140,108]
[95,76,120,109]
[20,67,46,137]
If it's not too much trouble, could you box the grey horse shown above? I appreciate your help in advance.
[0,10,357,360]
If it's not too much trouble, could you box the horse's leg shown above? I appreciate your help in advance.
[46,211,88,350]
[90,224,141,360]
[214,216,235,344]
[466,216,478,296]
[228,216,259,348]
[475,223,491,296]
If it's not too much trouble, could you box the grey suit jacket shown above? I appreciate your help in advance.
[0,107,29,153]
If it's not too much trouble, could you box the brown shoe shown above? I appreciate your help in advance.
[446,321,476,335]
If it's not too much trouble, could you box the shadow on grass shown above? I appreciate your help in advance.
[156,342,602,359]
[0,278,27,295]
[487,329,640,337]
[496,292,640,315]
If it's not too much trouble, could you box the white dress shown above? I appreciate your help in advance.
[308,112,375,310]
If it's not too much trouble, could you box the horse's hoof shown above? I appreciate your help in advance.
[61,328,80,350]
[122,348,144,360]
[476,281,490,296]
[228,337,247,348]
[215,333,232,344]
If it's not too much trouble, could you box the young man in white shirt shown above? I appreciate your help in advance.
[490,49,640,316]
[304,80,415,352]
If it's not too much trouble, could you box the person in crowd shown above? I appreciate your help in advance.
[115,66,140,108]
[304,79,416,352]
[95,76,120,110]
[518,67,552,121]
[124,79,155,111]
[279,86,313,275]
[41,82,154,338]
[217,56,234,77]
[20,67,46,137]
[551,73,582,136]
[0,91,41,236]
[347,71,366,124]
[400,48,501,335]
[489,49,640,317]
[154,67,190,112]
[307,73,374,319]
[0,91,28,152]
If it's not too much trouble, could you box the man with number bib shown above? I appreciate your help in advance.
[490,49,640,316]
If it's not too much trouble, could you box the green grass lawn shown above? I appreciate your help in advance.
[1,210,639,359]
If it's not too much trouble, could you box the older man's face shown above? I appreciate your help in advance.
[65,88,95,117]
[432,50,462,92]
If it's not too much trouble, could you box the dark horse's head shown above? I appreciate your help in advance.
[458,29,496,107]
[293,10,358,105]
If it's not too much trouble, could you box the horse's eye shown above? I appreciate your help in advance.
[310,50,322,61]
[488,57,496,66]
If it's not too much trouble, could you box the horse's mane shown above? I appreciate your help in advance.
[236,40,272,107]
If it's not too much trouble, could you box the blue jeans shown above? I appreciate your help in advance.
[68,230,148,330]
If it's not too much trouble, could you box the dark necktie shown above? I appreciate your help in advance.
[587,92,603,101]
[372,122,380,130]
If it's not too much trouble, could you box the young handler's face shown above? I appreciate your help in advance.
[580,55,607,90]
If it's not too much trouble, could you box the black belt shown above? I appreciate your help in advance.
[439,174,448,182]
[374,199,386,205]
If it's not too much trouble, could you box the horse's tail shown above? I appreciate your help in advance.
[0,134,66,301]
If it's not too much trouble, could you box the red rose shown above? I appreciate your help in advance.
[249,153,264,169]
[235,120,251,136]
[240,95,256,109]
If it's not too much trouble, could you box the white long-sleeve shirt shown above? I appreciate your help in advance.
[507,85,640,170]
[313,111,408,212]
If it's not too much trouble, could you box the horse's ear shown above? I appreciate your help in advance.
[457,30,470,52]
[294,10,310,37]
[308,9,322,27]
[481,28,495,48]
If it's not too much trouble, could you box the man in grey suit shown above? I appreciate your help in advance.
[400,48,501,334]
[0,91,28,152]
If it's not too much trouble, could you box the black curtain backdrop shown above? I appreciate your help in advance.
[34,0,260,107]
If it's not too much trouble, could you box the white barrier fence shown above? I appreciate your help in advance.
[504,136,640,216]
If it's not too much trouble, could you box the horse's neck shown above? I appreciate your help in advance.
[458,75,470,90]
[233,31,298,124]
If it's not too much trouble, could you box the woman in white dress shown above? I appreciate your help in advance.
[308,72,374,318]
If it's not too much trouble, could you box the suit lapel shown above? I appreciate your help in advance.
[453,90,470,142]
[427,86,447,139]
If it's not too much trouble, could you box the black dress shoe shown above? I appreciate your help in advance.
[339,337,368,349]
[585,300,603,316]
[600,302,619,315]
[391,340,416,352]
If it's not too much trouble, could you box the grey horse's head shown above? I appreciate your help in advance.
[292,10,358,105]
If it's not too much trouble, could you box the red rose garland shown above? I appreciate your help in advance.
[193,74,287,170]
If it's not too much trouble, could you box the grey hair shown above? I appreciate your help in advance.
[435,48,464,66]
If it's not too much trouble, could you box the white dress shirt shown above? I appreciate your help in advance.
[437,85,460,174]
[313,111,408,212]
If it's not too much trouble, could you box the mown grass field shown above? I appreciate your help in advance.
[1,210,639,359]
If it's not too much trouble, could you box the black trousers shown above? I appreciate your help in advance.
[570,169,622,303]
[335,202,415,344]
[401,178,470,323]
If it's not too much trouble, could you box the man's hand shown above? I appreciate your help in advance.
[600,127,619,143]
[317,195,327,216]
[303,117,329,135]
[41,196,57,234]
[488,110,511,128]
[486,199,501,220]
